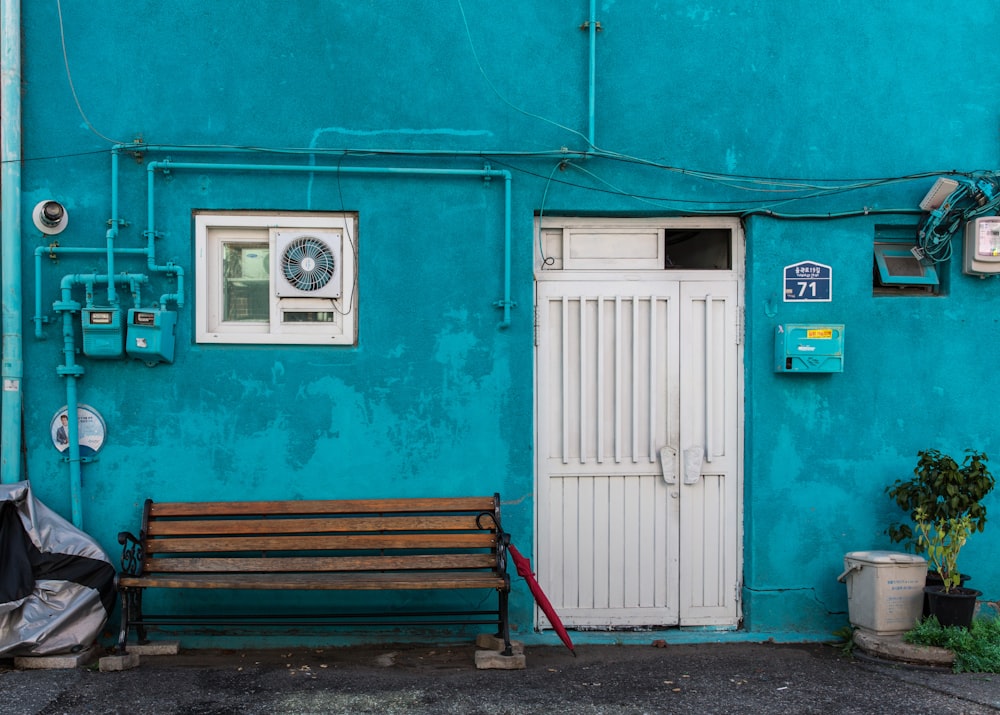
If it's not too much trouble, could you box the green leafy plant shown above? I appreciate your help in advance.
[831,624,855,656]
[904,615,1000,673]
[886,449,994,551]
[913,512,973,591]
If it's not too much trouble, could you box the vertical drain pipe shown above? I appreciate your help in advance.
[587,0,598,151]
[1,0,24,484]
[104,149,119,306]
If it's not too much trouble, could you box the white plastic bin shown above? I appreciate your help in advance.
[838,550,926,634]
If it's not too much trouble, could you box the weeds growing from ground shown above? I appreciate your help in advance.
[831,625,855,656]
[903,614,1000,672]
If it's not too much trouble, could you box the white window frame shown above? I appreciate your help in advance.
[195,211,357,345]
[535,216,742,279]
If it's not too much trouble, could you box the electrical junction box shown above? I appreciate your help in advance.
[774,324,844,373]
[81,307,124,358]
[963,216,1000,276]
[126,309,177,364]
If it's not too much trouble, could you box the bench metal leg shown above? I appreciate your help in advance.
[497,589,513,656]
[134,589,149,644]
[117,588,133,654]
[118,588,149,654]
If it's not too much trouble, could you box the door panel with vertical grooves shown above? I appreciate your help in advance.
[536,282,680,626]
[678,282,740,624]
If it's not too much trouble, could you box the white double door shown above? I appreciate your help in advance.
[535,277,742,628]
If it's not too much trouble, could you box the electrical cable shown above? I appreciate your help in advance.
[916,174,1000,264]
[45,0,996,216]
[487,156,949,217]
[0,148,114,164]
[536,160,566,268]
[328,152,359,319]
[56,0,125,145]
[456,0,595,150]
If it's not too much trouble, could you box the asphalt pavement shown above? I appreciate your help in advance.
[2,640,999,714]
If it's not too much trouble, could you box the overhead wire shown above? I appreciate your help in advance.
[536,160,567,267]
[56,0,125,145]
[455,0,595,151]
[43,1,998,223]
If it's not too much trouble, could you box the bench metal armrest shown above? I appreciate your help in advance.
[117,530,144,576]
[475,511,511,580]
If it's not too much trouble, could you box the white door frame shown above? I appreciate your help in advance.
[533,217,745,629]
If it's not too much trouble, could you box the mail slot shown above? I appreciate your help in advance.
[775,324,844,373]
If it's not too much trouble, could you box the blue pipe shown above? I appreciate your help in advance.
[54,272,147,528]
[1,0,23,483]
[34,246,149,337]
[145,159,514,326]
[500,172,512,328]
[105,150,120,306]
[58,313,84,527]
[588,0,597,150]
[143,165,186,309]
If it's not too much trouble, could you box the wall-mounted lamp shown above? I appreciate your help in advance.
[32,200,69,235]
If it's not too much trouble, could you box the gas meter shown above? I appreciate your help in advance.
[126,309,177,364]
[81,307,124,358]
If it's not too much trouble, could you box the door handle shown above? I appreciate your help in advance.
[659,446,677,484]
[683,446,704,485]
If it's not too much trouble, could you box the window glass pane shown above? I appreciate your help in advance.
[223,243,270,321]
[282,311,335,323]
[664,228,731,269]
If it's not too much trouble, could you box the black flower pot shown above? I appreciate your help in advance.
[924,585,981,629]
[922,571,970,618]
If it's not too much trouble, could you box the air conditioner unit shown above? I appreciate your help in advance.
[273,230,342,298]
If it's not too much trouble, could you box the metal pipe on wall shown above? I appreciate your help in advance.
[35,150,517,524]
[35,246,149,338]
[145,158,515,327]
[587,0,597,150]
[54,272,147,528]
[1,0,24,484]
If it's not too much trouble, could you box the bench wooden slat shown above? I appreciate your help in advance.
[146,514,483,537]
[144,531,498,554]
[119,571,506,591]
[149,497,497,518]
[117,494,512,656]
[143,554,497,573]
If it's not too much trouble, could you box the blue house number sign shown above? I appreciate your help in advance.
[783,261,832,302]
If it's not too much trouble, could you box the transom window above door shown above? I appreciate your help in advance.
[536,217,737,272]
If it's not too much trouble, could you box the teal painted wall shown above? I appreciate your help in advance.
[11,1,1000,642]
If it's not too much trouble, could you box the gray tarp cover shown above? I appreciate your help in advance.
[0,482,115,656]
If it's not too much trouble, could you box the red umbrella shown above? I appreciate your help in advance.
[507,543,576,656]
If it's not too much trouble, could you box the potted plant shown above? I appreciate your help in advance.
[886,449,994,627]
[914,512,981,627]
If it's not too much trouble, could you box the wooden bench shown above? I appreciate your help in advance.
[116,494,512,655]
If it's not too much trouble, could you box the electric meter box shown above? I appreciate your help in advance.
[81,307,124,358]
[126,309,177,364]
[839,550,927,635]
[963,216,1000,275]
[774,324,844,373]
